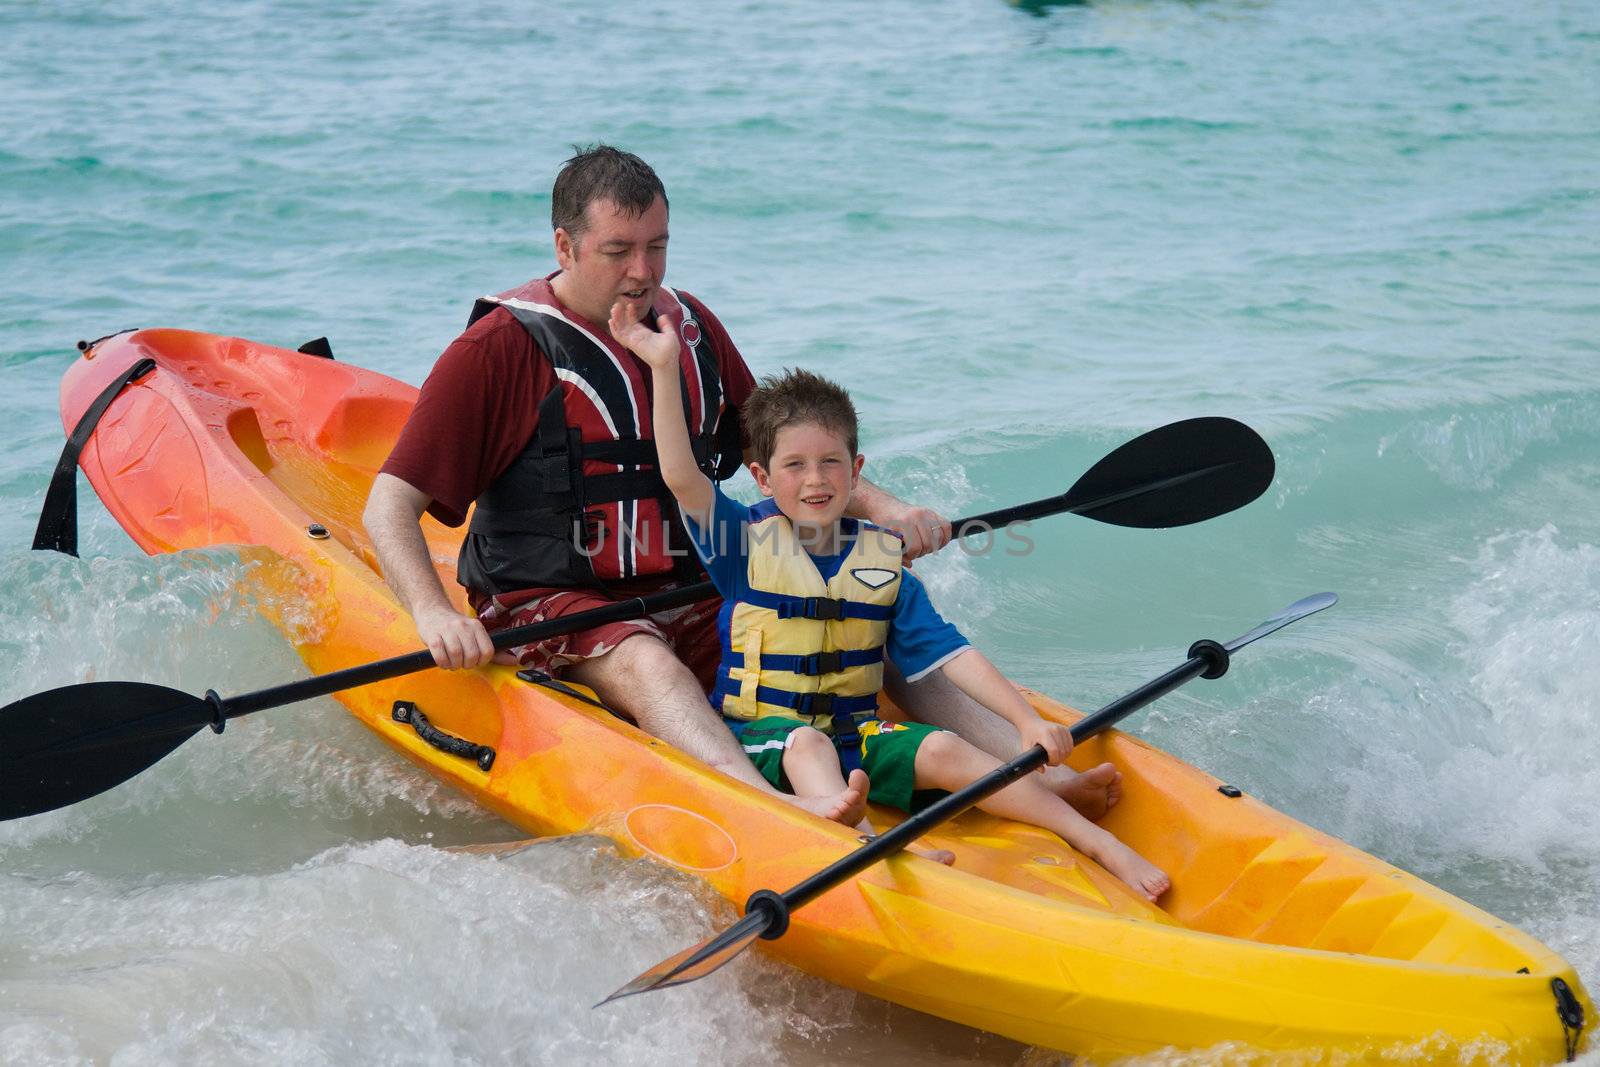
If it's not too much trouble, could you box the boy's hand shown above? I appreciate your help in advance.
[608,302,680,370]
[1016,717,1073,767]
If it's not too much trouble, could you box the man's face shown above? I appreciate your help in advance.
[553,195,668,325]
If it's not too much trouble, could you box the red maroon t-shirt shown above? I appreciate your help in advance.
[381,284,755,529]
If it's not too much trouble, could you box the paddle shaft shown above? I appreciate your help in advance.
[770,642,1226,917]
[217,581,716,718]
[215,491,1126,721]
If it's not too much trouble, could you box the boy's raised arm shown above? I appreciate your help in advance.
[608,301,716,527]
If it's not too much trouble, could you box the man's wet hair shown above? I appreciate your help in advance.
[742,368,860,469]
[551,144,668,239]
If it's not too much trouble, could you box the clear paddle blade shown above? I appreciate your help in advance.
[1224,592,1338,653]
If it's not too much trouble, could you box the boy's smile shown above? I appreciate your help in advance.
[750,421,865,551]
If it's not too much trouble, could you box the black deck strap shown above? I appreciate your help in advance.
[515,668,616,714]
[391,700,495,772]
[1552,977,1584,1061]
[296,337,334,359]
[32,356,158,557]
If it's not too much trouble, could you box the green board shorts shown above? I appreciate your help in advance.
[725,714,948,813]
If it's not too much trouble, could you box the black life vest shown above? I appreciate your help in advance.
[456,277,742,595]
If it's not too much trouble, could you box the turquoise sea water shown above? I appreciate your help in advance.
[3,1,1598,1062]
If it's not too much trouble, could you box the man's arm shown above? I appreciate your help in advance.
[847,475,951,561]
[364,473,494,669]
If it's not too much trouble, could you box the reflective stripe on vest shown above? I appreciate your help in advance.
[716,504,903,731]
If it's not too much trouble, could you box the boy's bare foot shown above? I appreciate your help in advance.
[1053,762,1122,821]
[786,768,870,826]
[1089,835,1170,903]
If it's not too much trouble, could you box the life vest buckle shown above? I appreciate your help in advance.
[801,651,844,676]
[830,711,867,746]
[798,692,835,716]
[574,509,604,546]
[780,596,845,621]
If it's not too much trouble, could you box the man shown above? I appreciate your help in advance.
[364,145,1120,826]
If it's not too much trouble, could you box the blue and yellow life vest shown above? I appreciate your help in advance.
[713,501,903,736]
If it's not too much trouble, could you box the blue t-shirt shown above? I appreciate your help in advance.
[683,485,969,683]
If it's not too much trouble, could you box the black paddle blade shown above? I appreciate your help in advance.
[1063,417,1274,528]
[0,681,212,820]
[597,909,771,1006]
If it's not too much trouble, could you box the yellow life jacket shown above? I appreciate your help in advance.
[713,502,903,735]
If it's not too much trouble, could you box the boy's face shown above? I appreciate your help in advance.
[749,421,864,530]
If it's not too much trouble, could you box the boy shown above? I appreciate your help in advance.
[609,304,1170,901]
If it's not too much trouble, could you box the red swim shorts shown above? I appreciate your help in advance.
[475,586,724,692]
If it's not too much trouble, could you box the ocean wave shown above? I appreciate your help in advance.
[1378,395,1600,491]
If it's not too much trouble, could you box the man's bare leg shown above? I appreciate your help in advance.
[883,662,1122,820]
[566,633,868,826]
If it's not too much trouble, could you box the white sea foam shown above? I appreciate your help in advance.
[0,838,828,1066]
[1305,526,1600,992]
[0,550,491,861]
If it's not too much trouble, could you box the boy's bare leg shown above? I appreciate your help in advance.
[567,634,866,826]
[913,731,1169,901]
[783,728,953,865]
[884,663,1123,819]
[782,727,871,829]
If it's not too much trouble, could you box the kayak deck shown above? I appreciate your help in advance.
[60,328,1592,1061]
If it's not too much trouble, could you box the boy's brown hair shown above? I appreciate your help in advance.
[741,368,859,468]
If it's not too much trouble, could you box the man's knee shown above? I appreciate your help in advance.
[576,630,695,689]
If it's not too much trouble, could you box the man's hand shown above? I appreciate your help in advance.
[608,302,680,370]
[1015,716,1074,767]
[415,606,496,670]
[887,504,952,562]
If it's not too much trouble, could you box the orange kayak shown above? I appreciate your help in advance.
[57,328,1591,1062]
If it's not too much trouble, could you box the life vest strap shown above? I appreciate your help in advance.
[758,648,883,676]
[741,589,893,622]
[713,675,879,720]
[581,468,672,506]
[467,508,579,538]
[581,438,661,466]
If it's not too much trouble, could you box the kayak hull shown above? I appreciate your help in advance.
[58,329,1592,1062]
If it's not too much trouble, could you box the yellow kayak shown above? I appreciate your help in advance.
[53,328,1592,1062]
